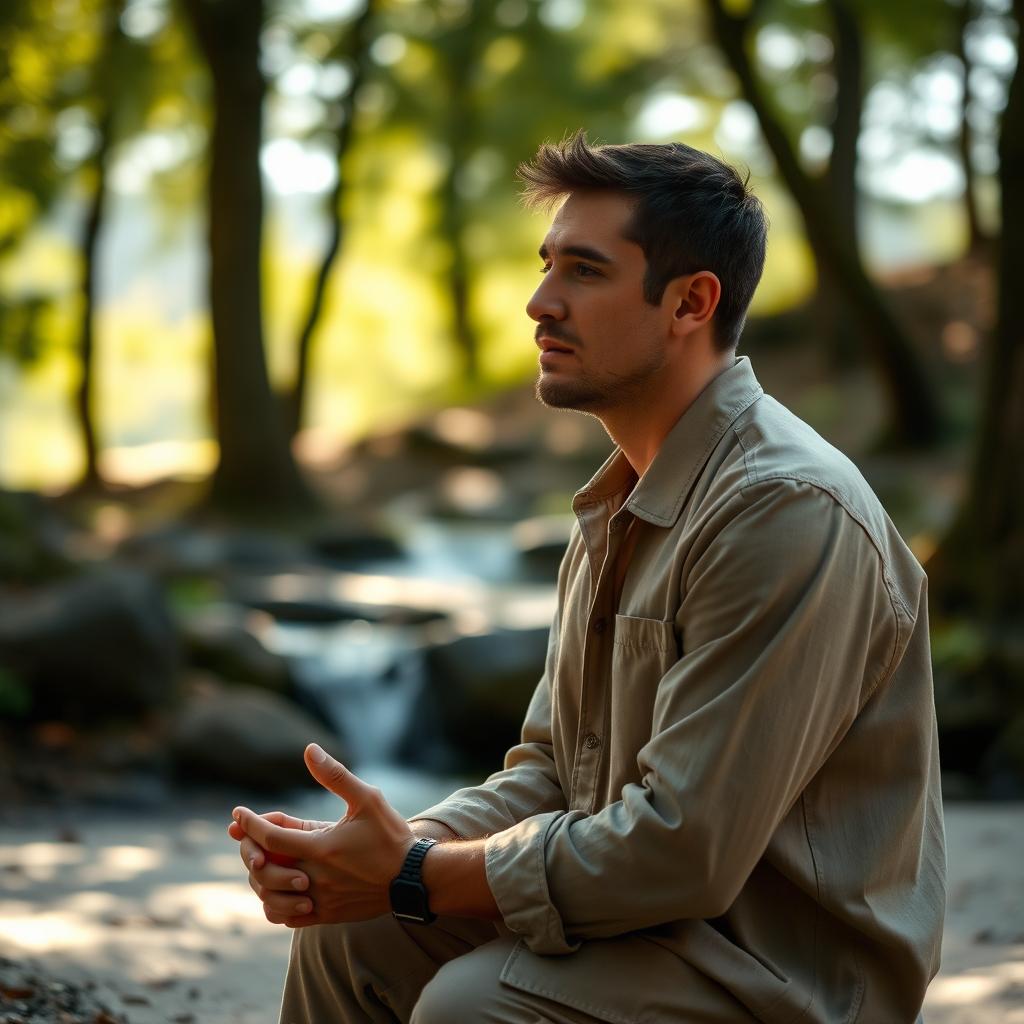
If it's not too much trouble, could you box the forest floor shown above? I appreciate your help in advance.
[0,792,1021,1024]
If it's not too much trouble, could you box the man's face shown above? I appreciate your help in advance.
[528,190,669,414]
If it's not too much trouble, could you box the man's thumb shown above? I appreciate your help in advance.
[304,743,364,805]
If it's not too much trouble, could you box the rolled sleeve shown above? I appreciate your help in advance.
[484,811,580,954]
[481,480,902,950]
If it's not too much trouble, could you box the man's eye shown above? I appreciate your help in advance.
[539,264,551,274]
[576,263,599,277]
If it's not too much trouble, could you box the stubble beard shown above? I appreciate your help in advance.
[534,345,668,414]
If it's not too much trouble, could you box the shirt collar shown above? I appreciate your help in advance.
[572,356,763,528]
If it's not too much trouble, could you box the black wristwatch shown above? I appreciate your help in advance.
[389,837,437,925]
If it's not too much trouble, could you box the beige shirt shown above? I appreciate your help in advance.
[415,356,946,1023]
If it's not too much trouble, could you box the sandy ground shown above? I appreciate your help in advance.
[1,779,1021,1023]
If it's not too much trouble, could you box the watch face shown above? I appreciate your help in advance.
[390,878,429,921]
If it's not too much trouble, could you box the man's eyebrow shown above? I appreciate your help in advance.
[538,242,615,265]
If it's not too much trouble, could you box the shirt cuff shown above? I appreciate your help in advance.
[408,797,500,841]
[483,810,579,955]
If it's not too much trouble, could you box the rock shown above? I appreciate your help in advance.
[0,568,181,721]
[512,514,573,581]
[231,584,447,627]
[424,467,533,523]
[309,527,403,565]
[169,681,346,790]
[0,489,74,584]
[181,608,294,693]
[118,524,309,577]
[408,627,550,770]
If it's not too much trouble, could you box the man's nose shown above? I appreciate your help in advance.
[526,273,567,322]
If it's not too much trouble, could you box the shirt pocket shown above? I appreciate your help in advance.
[613,614,677,659]
[608,615,679,790]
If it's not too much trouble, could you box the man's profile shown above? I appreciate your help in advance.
[229,132,946,1023]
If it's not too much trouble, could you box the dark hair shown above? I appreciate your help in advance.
[517,131,768,351]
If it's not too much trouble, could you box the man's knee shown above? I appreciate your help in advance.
[411,938,516,1024]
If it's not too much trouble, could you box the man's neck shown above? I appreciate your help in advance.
[599,353,736,478]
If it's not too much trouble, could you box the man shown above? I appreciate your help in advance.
[229,133,946,1023]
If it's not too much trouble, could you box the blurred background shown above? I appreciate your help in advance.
[0,0,1021,1021]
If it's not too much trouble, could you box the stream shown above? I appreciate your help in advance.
[247,513,564,816]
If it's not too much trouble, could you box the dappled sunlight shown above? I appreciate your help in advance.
[0,813,294,1020]
[927,958,1024,1009]
[334,571,555,633]
[148,880,269,929]
[0,841,86,881]
[255,568,557,635]
[0,904,110,954]
[99,438,218,487]
[77,845,165,886]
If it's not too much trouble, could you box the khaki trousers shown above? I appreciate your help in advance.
[277,914,603,1024]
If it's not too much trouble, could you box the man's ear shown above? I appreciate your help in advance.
[667,271,721,336]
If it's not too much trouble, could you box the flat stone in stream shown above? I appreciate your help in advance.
[169,681,348,790]
[118,524,310,577]
[309,528,404,565]
[407,627,551,770]
[238,595,447,628]
[180,608,294,693]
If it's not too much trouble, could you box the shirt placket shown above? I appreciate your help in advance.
[570,503,632,812]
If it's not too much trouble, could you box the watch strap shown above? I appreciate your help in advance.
[390,837,437,924]
[397,837,437,881]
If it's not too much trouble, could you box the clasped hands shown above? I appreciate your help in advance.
[227,742,418,928]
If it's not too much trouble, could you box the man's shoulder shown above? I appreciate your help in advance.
[716,394,919,582]
[734,394,869,507]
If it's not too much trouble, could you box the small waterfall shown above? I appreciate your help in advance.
[264,619,427,765]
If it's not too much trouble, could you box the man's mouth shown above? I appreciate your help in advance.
[536,336,574,354]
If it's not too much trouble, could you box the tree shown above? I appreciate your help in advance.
[374,0,659,388]
[931,0,1023,620]
[1,0,202,492]
[73,0,128,491]
[181,0,312,514]
[956,0,991,252]
[284,0,378,439]
[705,0,944,448]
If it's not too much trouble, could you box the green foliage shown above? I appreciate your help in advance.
[165,574,224,615]
[0,666,31,718]
[931,617,988,675]
[0,293,52,363]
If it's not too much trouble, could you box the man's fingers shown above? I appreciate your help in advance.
[262,811,329,831]
[229,811,333,845]
[303,743,378,812]
[239,835,265,871]
[258,888,313,918]
[251,860,310,892]
[233,806,318,859]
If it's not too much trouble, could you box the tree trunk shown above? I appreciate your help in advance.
[956,0,990,253]
[285,0,377,439]
[932,0,1024,617]
[824,0,861,257]
[182,0,311,514]
[72,0,127,492]
[706,0,943,448]
[816,0,863,368]
[439,16,481,384]
[74,115,111,491]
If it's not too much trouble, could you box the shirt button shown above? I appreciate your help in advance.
[584,733,601,749]
[592,617,607,635]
